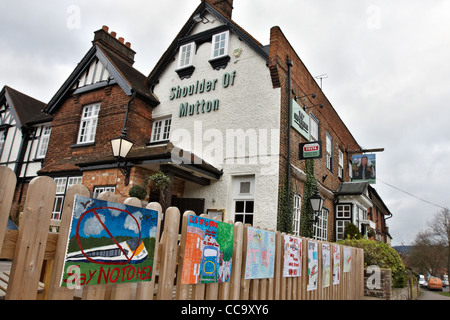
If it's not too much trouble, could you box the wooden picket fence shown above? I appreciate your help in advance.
[0,166,364,300]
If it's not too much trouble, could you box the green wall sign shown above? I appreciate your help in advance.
[291,99,310,140]
[169,71,237,118]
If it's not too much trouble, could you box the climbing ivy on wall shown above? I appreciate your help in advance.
[300,159,318,238]
[277,173,294,234]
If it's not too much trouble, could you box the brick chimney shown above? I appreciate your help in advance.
[92,25,136,65]
[204,0,234,19]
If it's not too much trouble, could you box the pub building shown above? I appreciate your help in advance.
[35,0,391,242]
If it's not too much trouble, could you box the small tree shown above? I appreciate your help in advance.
[129,185,147,200]
[344,223,362,240]
[145,172,171,210]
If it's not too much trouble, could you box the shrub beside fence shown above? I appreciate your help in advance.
[0,167,364,300]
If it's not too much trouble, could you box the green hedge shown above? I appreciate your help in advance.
[339,238,407,288]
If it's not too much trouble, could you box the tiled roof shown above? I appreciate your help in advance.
[1,86,51,126]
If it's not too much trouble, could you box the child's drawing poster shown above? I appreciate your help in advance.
[181,215,234,285]
[244,228,275,279]
[307,241,318,291]
[333,245,341,285]
[60,195,159,288]
[322,244,331,288]
[343,247,352,273]
[283,235,302,277]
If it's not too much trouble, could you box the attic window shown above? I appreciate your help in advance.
[211,31,229,59]
[178,42,195,69]
[209,31,231,70]
[176,42,196,80]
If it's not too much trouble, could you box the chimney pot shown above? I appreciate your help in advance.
[119,37,125,44]
[102,25,109,32]
[125,42,131,48]
[111,31,117,38]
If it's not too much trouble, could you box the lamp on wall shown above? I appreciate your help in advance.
[309,187,324,222]
[111,135,133,186]
[193,13,212,24]
[303,104,324,112]
[293,91,316,102]
[110,92,136,186]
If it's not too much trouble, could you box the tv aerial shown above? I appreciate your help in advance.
[314,74,328,90]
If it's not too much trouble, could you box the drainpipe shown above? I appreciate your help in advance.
[286,58,294,232]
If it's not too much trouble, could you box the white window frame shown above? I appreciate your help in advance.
[326,132,333,171]
[336,220,351,241]
[338,149,344,179]
[93,186,116,199]
[309,114,319,142]
[178,42,196,69]
[293,194,302,236]
[211,31,229,60]
[77,104,100,144]
[336,204,352,219]
[232,176,255,225]
[150,117,172,143]
[52,176,83,220]
[37,126,51,159]
[313,208,329,241]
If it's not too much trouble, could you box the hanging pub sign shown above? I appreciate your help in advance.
[291,99,310,140]
[299,141,322,160]
[352,154,376,184]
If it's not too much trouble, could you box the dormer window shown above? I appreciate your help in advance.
[209,31,231,70]
[178,42,195,69]
[176,42,196,80]
[211,31,229,59]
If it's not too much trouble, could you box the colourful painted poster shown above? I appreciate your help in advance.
[60,195,159,288]
[343,247,352,273]
[333,245,341,285]
[181,215,234,284]
[322,244,331,288]
[307,241,319,291]
[244,228,275,280]
[283,235,302,277]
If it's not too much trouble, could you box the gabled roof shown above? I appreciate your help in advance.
[0,85,51,127]
[368,185,393,216]
[45,39,159,115]
[146,1,269,87]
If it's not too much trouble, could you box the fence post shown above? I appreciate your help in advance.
[175,210,194,300]
[135,202,163,300]
[0,166,16,250]
[47,184,90,300]
[157,207,180,300]
[6,176,56,300]
[230,221,243,300]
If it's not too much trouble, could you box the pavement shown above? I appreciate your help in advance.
[416,288,450,300]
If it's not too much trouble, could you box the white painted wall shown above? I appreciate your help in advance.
[152,17,281,230]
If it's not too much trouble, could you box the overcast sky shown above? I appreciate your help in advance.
[1,0,449,246]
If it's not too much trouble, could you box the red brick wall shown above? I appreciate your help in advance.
[269,26,360,240]
[42,84,153,173]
